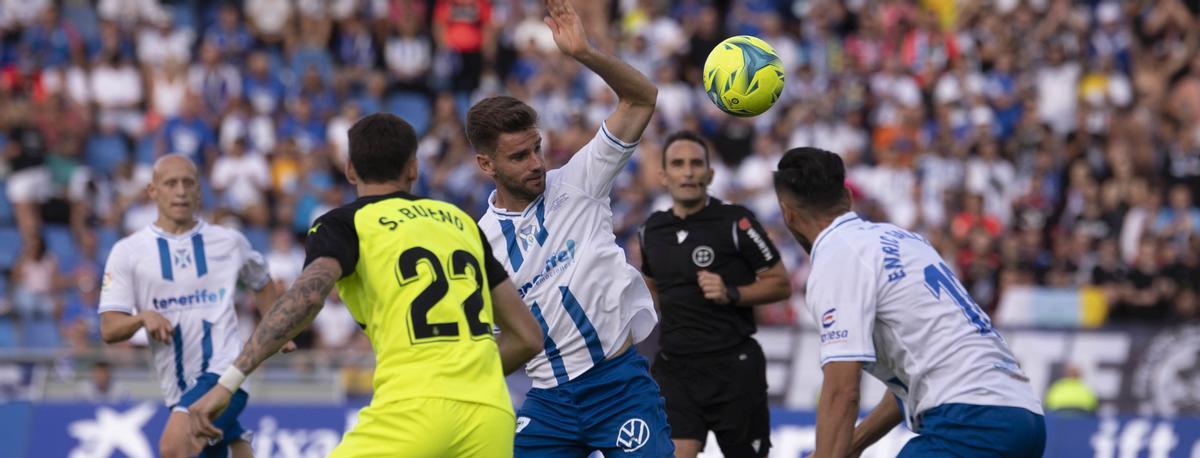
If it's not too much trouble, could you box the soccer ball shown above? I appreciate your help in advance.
[702,35,786,117]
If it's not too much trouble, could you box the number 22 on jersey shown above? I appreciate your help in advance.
[395,247,493,345]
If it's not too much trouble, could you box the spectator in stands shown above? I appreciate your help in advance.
[313,292,357,351]
[77,360,130,403]
[4,101,51,243]
[244,0,292,48]
[157,94,216,168]
[136,14,192,68]
[203,3,252,60]
[1154,183,1200,242]
[11,236,62,347]
[433,0,494,93]
[210,137,270,216]
[384,14,433,93]
[1044,365,1098,415]
[265,228,304,289]
[1112,237,1173,322]
[91,52,144,138]
[188,42,240,117]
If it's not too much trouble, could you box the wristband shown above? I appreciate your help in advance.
[217,366,246,392]
[725,285,741,306]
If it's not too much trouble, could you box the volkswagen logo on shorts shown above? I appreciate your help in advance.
[692,246,715,268]
[615,418,649,452]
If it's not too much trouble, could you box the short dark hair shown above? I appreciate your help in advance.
[774,147,850,213]
[347,113,418,183]
[661,130,709,167]
[466,96,538,153]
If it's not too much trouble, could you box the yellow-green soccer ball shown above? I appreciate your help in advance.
[703,35,785,117]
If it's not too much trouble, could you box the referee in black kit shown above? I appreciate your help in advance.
[639,131,792,458]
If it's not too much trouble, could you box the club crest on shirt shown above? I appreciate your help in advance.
[692,245,714,267]
[518,224,539,251]
[173,248,192,270]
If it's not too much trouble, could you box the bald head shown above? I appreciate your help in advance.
[152,154,199,182]
[149,154,201,228]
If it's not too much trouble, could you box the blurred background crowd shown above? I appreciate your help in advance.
[0,0,1197,380]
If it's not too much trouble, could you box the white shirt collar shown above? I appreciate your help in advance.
[810,212,860,261]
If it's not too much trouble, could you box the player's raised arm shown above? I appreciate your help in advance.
[544,0,656,144]
[188,257,341,439]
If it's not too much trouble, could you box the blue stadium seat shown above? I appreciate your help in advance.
[201,180,218,211]
[43,225,78,272]
[167,3,198,31]
[388,93,431,136]
[62,3,99,46]
[0,227,21,271]
[292,48,334,84]
[136,136,157,165]
[23,319,59,348]
[0,318,15,349]
[86,133,130,177]
[0,181,13,225]
[244,227,270,254]
[97,227,119,267]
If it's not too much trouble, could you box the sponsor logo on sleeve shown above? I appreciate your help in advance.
[819,309,849,343]
[740,217,774,262]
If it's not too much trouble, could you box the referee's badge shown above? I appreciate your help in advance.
[692,245,715,267]
[676,230,688,244]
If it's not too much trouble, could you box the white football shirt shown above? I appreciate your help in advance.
[805,212,1043,430]
[478,123,657,389]
[98,220,270,406]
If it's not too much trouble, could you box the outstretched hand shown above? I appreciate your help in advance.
[544,0,592,58]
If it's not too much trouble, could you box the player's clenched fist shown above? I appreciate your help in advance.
[188,386,232,441]
[697,271,731,305]
[140,310,173,343]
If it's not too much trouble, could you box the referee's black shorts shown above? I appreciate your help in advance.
[651,338,771,457]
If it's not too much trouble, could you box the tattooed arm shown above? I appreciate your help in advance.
[188,257,341,440]
[233,257,340,372]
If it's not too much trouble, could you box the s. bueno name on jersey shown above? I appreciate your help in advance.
[377,203,465,232]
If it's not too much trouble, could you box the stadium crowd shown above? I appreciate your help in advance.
[0,0,1198,358]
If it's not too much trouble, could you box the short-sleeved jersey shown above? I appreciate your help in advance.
[304,191,513,414]
[478,123,658,389]
[640,198,781,355]
[98,221,270,406]
[805,212,1043,430]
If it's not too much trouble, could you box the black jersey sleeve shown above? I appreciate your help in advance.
[732,208,781,273]
[304,206,360,278]
[478,227,509,289]
[638,223,654,278]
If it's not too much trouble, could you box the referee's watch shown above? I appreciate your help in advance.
[725,284,741,306]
